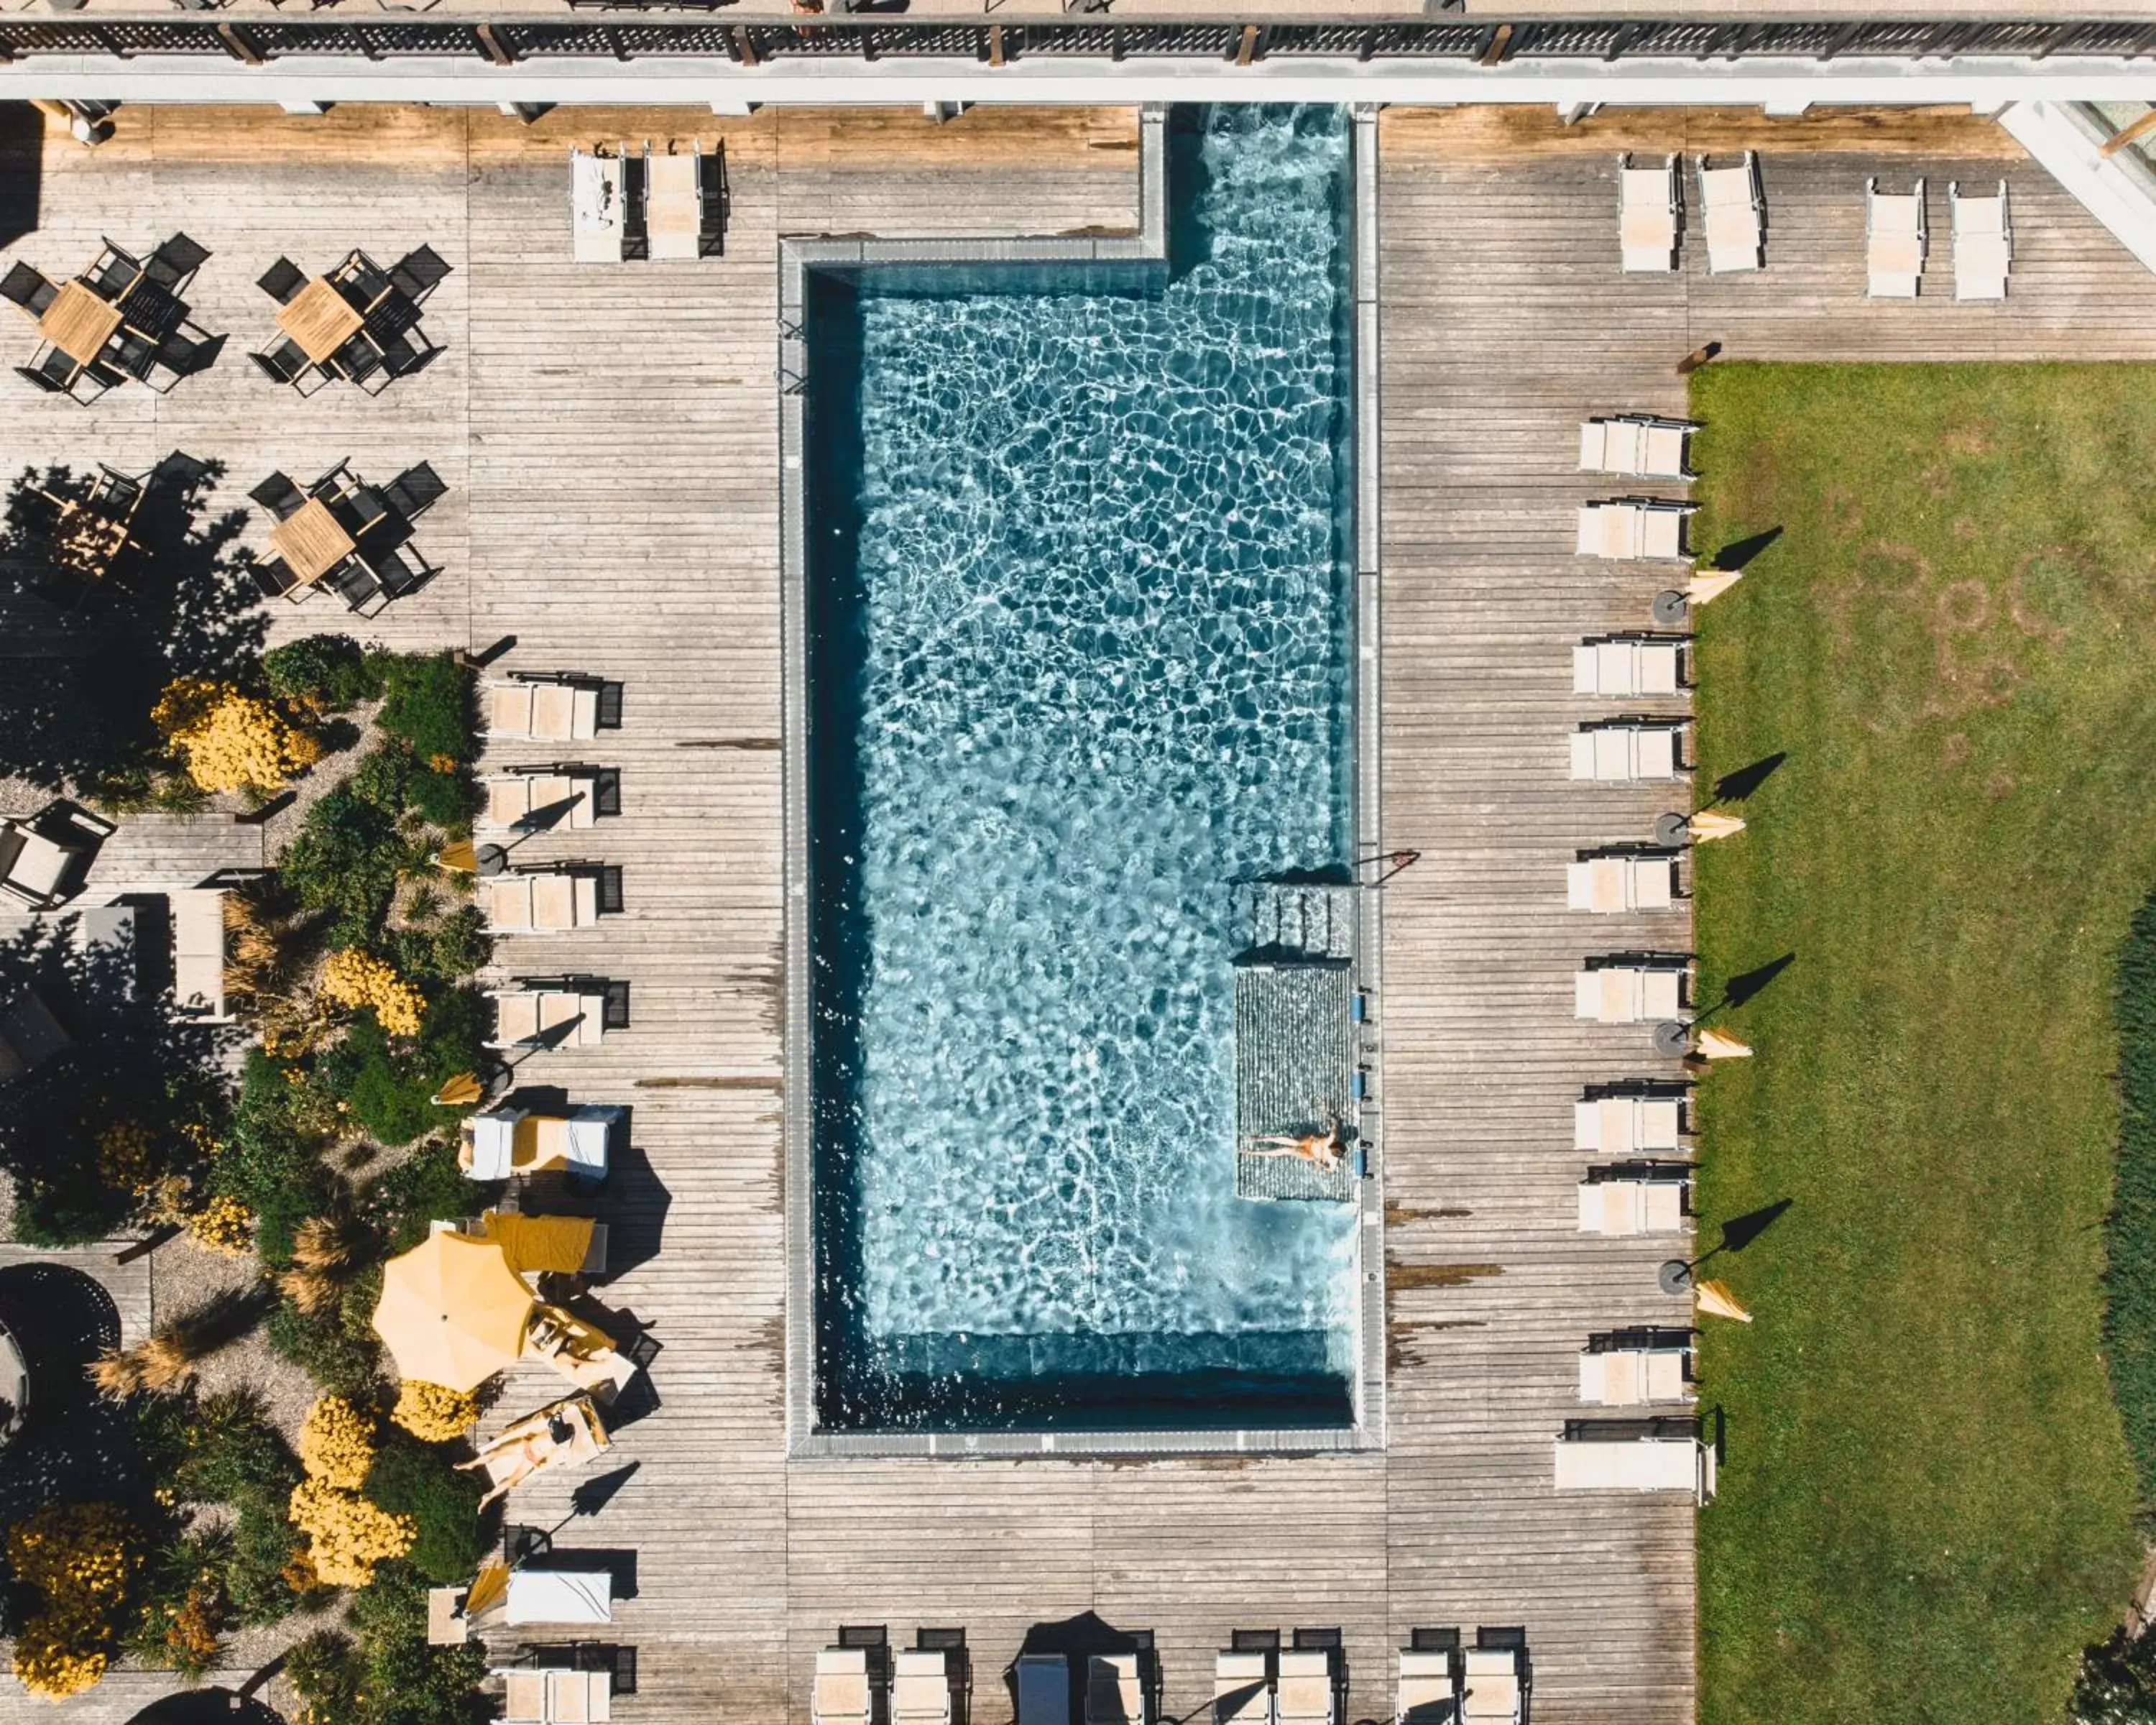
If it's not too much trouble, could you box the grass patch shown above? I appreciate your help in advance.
[1687,363,2155,1725]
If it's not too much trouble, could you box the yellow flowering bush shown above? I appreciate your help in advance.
[152,676,321,796]
[184,1193,254,1258]
[286,1479,413,1588]
[298,1396,377,1491]
[6,1504,139,1699]
[390,1379,479,1443]
[95,1121,154,1197]
[318,949,425,1039]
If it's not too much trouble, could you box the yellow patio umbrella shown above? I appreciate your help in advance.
[1687,811,1747,844]
[431,1070,484,1108]
[1685,569,1744,607]
[1694,1027,1754,1060]
[435,838,479,874]
[373,1231,535,1393]
[1695,1278,1754,1323]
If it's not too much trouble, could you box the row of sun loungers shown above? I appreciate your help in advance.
[1623,155,2013,297]
[571,142,727,263]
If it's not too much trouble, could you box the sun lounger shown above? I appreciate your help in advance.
[814,1647,881,1725]
[459,1393,609,1509]
[1697,152,1764,274]
[497,1666,613,1725]
[1396,1648,1458,1725]
[1573,960,1685,1024]
[1566,853,1678,914]
[1572,1094,1683,1154]
[1017,1654,1071,1725]
[1555,1422,1715,1499]
[1273,1650,1334,1725]
[1578,416,1697,481]
[1580,1338,1695,1405]
[1866,178,1926,298]
[1951,179,2012,300]
[645,148,702,262]
[489,984,610,1049]
[476,1210,607,1279]
[1215,1652,1274,1725]
[461,1104,622,1181]
[486,870,602,934]
[484,770,599,832]
[0,803,112,911]
[525,1303,641,1399]
[571,149,626,264]
[1575,499,1695,561]
[1577,1167,1689,1236]
[170,886,229,1021]
[505,1568,615,1629]
[1573,635,1684,698]
[485,677,603,742]
[1618,153,1678,272]
[1087,1653,1149,1725]
[893,1649,954,1725]
[1460,1646,1524,1724]
[1569,720,1688,783]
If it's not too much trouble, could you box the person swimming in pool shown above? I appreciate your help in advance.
[1244,1114,1347,1172]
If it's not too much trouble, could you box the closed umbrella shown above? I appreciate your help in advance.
[1688,811,1747,843]
[1694,1027,1754,1059]
[373,1231,534,1392]
[1685,569,1743,606]
[1695,1278,1754,1322]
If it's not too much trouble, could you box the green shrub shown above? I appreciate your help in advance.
[140,1389,300,1504]
[374,1141,479,1255]
[394,907,490,985]
[364,1437,485,1584]
[225,1488,302,1627]
[216,1049,334,1265]
[267,1297,382,1401]
[280,787,415,943]
[408,765,476,833]
[376,653,475,767]
[349,1563,489,1725]
[2111,888,2156,1503]
[348,744,415,814]
[285,1628,364,1719]
[126,1530,231,1678]
[315,1014,446,1148]
[264,635,382,713]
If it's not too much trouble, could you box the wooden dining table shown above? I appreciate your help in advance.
[37,280,123,369]
[276,276,366,364]
[269,497,358,584]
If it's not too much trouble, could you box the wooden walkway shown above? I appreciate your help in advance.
[6,98,2156,1725]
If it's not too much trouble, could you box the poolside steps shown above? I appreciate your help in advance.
[1234,880,1361,1204]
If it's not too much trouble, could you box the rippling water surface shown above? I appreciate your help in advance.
[808,106,1358,1429]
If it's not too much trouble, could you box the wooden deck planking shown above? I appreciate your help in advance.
[8,96,2156,1725]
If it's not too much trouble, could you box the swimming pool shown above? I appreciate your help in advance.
[803,106,1360,1435]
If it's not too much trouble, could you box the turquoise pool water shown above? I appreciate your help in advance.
[807,106,1358,1432]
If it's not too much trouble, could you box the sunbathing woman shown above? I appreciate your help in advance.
[1244,1117,1346,1172]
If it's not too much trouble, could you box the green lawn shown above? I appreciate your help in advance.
[1688,364,2156,1725]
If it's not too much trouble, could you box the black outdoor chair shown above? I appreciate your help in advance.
[15,361,67,395]
[109,329,157,382]
[375,329,440,382]
[344,487,390,540]
[249,471,306,522]
[144,232,210,293]
[331,560,387,617]
[0,259,55,316]
[249,339,312,386]
[86,243,139,298]
[153,331,205,380]
[333,334,382,385]
[341,255,392,308]
[384,461,447,523]
[388,244,451,303]
[247,553,304,600]
[256,256,307,305]
[372,545,435,601]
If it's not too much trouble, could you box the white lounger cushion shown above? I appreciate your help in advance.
[1576,501,1693,561]
[1577,1177,1687,1236]
[893,1650,951,1725]
[1274,1651,1331,1725]
[646,152,701,260]
[1395,1651,1454,1725]
[485,681,600,742]
[1215,1652,1273,1725]
[1567,856,1676,914]
[1578,418,1692,479]
[171,886,229,1021]
[484,773,596,830]
[1088,1654,1146,1725]
[1619,160,1677,272]
[1554,1435,1712,1496]
[1460,1649,1521,1724]
[1573,638,1682,697]
[1953,183,2012,300]
[1570,724,1684,783]
[1572,1096,1683,1154]
[1573,965,1683,1024]
[486,873,600,933]
[1866,181,1926,299]
[571,150,625,264]
[490,988,607,1049]
[1699,157,1763,274]
[813,1648,871,1725]
[1580,1347,1691,1404]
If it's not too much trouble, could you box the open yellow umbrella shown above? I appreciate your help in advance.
[1685,569,1744,607]
[1687,811,1747,844]
[1695,1279,1754,1322]
[1694,1027,1754,1060]
[373,1232,535,1393]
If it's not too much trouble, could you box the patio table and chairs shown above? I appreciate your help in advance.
[6,234,215,400]
[252,245,446,393]
[1568,719,1690,783]
[1697,151,1764,273]
[461,1394,612,1508]
[251,459,444,612]
[1866,177,1927,298]
[1572,634,1685,698]
[1576,498,1696,561]
[1618,153,1678,272]
[1578,415,1697,480]
[19,463,149,593]
[1951,179,2013,300]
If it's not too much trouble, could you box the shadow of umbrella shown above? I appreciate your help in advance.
[570,1460,640,1520]
[1711,751,1787,805]
[1718,1197,1792,1254]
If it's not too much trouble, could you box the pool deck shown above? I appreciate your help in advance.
[8,98,2156,1724]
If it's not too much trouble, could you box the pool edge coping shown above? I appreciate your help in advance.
[778,102,1386,1461]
